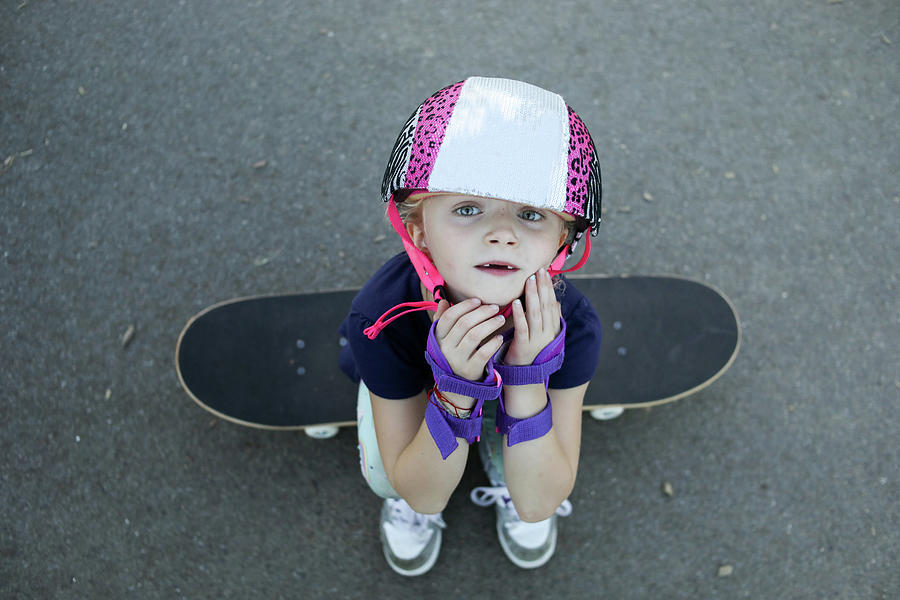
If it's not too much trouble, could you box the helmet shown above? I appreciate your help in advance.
[364,77,602,340]
[381,76,601,238]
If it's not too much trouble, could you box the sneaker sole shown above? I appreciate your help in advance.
[496,520,557,569]
[382,529,442,577]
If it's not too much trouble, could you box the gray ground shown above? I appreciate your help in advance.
[2,1,898,598]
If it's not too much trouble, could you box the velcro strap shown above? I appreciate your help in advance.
[495,318,566,386]
[496,395,553,446]
[425,321,502,401]
[425,395,484,460]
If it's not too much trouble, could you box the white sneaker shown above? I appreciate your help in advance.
[380,498,446,576]
[470,485,572,569]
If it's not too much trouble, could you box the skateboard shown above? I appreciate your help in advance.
[175,275,740,437]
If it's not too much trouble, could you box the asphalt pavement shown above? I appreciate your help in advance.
[2,1,898,598]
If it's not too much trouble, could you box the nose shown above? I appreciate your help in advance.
[484,213,518,246]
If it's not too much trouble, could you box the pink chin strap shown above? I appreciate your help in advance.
[363,197,592,340]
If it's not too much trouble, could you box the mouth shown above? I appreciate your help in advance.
[475,262,520,275]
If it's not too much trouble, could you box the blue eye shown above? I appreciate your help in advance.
[455,205,482,217]
[520,210,543,222]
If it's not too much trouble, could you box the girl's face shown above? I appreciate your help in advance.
[407,193,571,306]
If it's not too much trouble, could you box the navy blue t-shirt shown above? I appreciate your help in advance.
[339,253,602,400]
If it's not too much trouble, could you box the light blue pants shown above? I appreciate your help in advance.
[356,381,505,499]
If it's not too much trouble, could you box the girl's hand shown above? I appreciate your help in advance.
[504,268,562,366]
[433,298,506,381]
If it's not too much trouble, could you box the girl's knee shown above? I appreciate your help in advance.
[357,381,400,499]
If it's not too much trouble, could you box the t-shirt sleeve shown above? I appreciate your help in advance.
[549,295,602,389]
[341,309,430,400]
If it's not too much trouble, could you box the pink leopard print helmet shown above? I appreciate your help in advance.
[381,76,602,237]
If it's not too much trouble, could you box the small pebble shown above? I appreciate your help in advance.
[121,324,135,347]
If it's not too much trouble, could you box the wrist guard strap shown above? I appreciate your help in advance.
[496,394,553,446]
[495,318,566,387]
[424,320,503,401]
[425,393,484,460]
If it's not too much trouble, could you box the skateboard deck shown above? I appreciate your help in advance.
[175,275,740,431]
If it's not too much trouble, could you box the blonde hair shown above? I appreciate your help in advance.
[389,189,426,229]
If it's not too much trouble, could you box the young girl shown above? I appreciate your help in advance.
[338,76,602,576]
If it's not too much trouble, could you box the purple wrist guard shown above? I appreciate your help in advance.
[425,394,483,459]
[423,320,502,459]
[424,321,503,400]
[496,394,553,446]
[495,318,566,387]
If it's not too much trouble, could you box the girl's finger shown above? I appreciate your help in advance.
[460,312,506,358]
[525,273,543,331]
[539,269,557,329]
[435,298,480,340]
[445,302,499,348]
[473,333,505,366]
[511,297,529,342]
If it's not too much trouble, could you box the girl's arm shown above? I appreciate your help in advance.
[370,390,470,514]
[369,299,505,514]
[500,268,588,521]
[500,382,587,522]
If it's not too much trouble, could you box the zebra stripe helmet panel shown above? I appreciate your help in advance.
[381,76,601,235]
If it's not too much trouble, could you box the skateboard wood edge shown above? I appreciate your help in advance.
[582,286,742,411]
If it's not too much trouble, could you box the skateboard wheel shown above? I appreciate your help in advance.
[590,407,624,421]
[305,426,340,439]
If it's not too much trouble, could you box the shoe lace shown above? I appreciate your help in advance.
[386,498,447,531]
[469,485,573,519]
